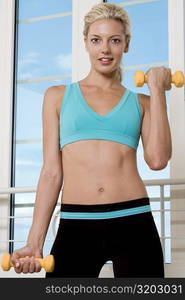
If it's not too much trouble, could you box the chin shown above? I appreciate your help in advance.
[98,65,118,73]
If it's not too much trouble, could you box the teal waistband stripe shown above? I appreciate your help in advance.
[60,205,151,219]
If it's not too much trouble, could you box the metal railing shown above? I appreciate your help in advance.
[0,178,185,260]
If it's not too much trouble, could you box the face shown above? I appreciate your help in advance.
[84,19,129,74]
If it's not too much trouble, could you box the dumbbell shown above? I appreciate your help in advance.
[134,70,185,87]
[1,253,55,272]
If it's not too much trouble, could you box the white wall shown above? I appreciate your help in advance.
[0,0,15,256]
[168,0,185,278]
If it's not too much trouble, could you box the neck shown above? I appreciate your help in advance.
[83,69,121,89]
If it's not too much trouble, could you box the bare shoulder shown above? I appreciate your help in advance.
[44,85,66,119]
[137,93,150,119]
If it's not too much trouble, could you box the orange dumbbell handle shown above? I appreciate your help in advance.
[136,71,185,87]
[1,253,54,272]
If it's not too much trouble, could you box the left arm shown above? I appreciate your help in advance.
[140,67,172,170]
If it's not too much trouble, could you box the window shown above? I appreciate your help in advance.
[13,0,72,256]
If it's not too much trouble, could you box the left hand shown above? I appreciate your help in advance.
[146,67,172,91]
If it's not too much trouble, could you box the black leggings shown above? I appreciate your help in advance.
[45,197,164,278]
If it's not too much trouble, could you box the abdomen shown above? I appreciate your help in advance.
[60,140,148,204]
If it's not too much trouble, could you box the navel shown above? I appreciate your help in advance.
[98,187,105,192]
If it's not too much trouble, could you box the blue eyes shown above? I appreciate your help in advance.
[91,38,121,44]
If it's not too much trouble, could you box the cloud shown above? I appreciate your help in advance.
[55,52,72,71]
[18,72,34,79]
[18,52,40,69]
[17,52,41,79]
[16,159,41,167]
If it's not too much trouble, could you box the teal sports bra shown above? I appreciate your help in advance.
[59,82,142,151]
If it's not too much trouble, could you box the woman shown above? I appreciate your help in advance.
[11,3,172,277]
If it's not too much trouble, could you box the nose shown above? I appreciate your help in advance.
[101,40,110,54]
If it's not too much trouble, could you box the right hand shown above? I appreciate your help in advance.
[11,245,43,274]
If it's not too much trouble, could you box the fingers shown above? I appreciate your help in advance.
[10,246,43,274]
[166,68,172,90]
[11,250,21,268]
[28,258,35,273]
[14,262,22,274]
[166,84,172,91]
[145,67,172,91]
[35,260,42,273]
[13,257,42,274]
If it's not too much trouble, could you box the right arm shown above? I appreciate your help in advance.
[27,86,64,250]
[11,85,65,273]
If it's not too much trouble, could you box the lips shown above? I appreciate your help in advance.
[98,59,113,65]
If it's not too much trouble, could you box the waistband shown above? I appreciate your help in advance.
[60,197,151,220]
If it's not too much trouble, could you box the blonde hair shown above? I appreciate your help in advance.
[83,3,131,83]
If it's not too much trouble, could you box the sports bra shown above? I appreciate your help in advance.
[59,82,142,151]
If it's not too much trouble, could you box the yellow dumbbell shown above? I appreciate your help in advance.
[134,70,185,87]
[1,253,55,272]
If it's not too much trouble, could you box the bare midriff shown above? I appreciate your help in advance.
[56,83,148,205]
[60,139,148,205]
